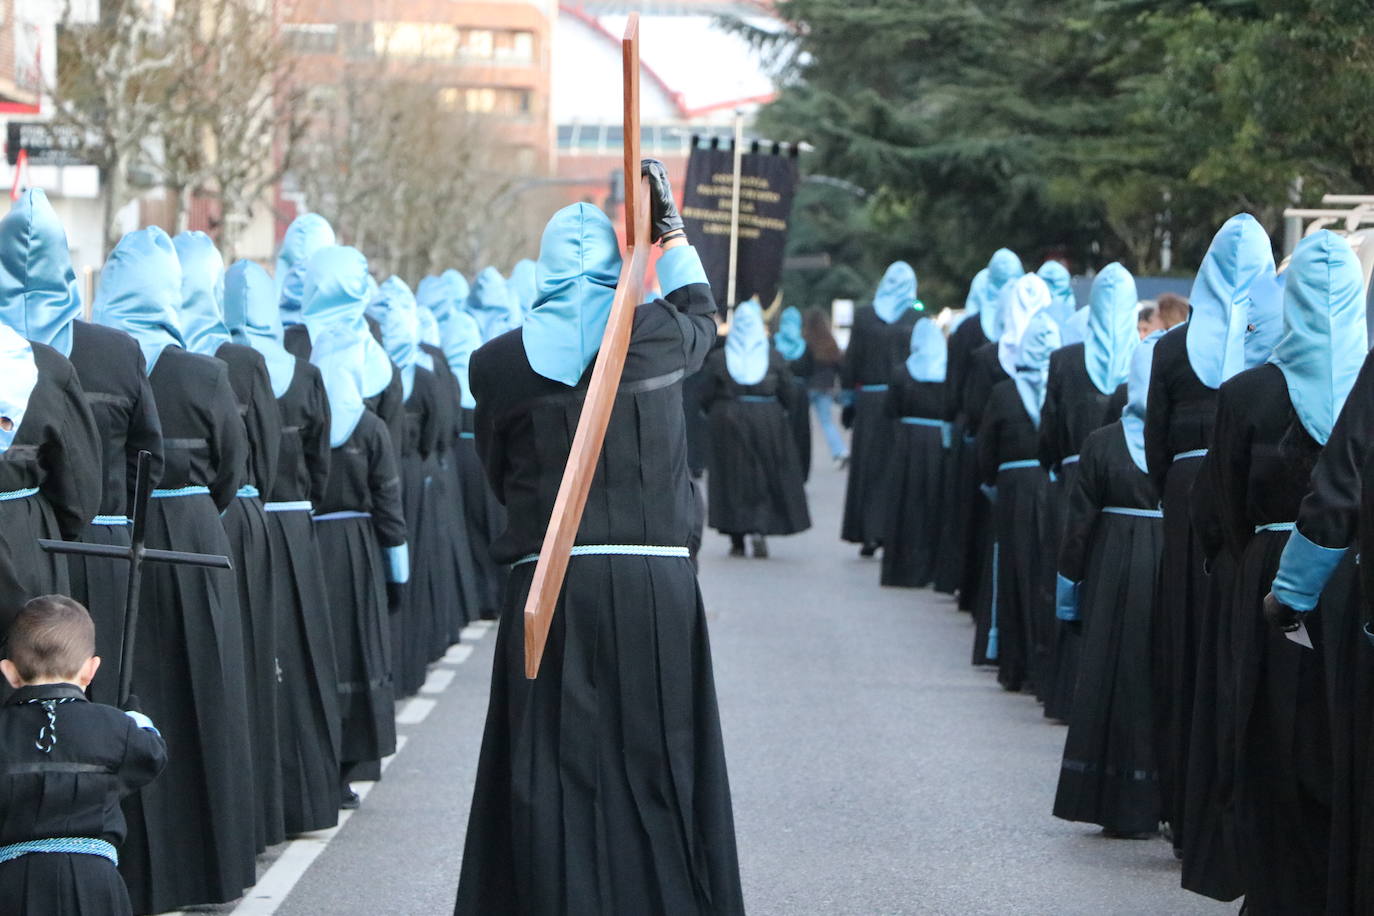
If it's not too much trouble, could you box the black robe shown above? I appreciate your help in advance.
[1052,423,1162,835]
[264,358,342,836]
[394,367,442,699]
[976,377,1053,693]
[0,342,100,635]
[65,321,163,707]
[0,684,166,916]
[283,323,407,458]
[966,343,1013,660]
[118,346,256,915]
[840,305,918,545]
[455,405,508,620]
[215,341,285,851]
[880,369,946,587]
[781,347,812,481]
[701,347,811,538]
[933,317,988,598]
[455,279,744,916]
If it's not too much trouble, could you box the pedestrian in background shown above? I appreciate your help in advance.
[802,307,848,467]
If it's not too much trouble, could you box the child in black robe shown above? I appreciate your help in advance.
[0,595,165,916]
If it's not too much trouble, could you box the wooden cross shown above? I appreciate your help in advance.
[523,13,650,679]
[38,450,232,706]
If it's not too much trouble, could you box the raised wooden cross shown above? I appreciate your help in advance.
[523,13,651,679]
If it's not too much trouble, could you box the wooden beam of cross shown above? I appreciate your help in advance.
[39,450,233,707]
[522,13,651,680]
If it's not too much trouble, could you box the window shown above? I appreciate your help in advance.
[283,23,338,55]
[440,86,533,118]
[374,22,459,59]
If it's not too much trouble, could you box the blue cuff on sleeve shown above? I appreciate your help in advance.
[1271,528,1346,612]
[838,389,856,408]
[979,483,998,503]
[941,423,952,450]
[1056,574,1081,622]
[125,710,160,735]
[655,245,708,297]
[385,544,411,584]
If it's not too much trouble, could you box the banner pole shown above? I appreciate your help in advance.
[726,110,744,313]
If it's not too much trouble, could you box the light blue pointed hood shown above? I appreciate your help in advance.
[416,305,439,371]
[418,270,480,407]
[0,322,38,454]
[726,298,770,385]
[906,316,947,382]
[0,189,82,356]
[1037,260,1077,328]
[507,258,538,317]
[1268,230,1368,446]
[1185,213,1275,388]
[1244,268,1285,368]
[775,305,805,361]
[1060,307,1089,346]
[302,245,394,398]
[981,248,1025,340]
[276,213,336,326]
[997,273,1050,378]
[523,203,621,387]
[372,276,421,399]
[1122,329,1164,472]
[467,266,516,342]
[172,231,229,357]
[1013,309,1060,428]
[1084,263,1139,395]
[223,259,296,398]
[873,261,917,324]
[93,227,185,374]
[311,326,367,447]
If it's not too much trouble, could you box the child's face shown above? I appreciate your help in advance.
[0,655,101,690]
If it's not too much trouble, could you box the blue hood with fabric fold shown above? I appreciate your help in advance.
[1185,213,1275,388]
[1085,263,1139,395]
[276,213,336,325]
[418,270,480,407]
[997,274,1050,378]
[223,259,296,398]
[775,306,805,361]
[311,326,367,447]
[1244,268,1285,369]
[0,323,37,454]
[873,261,917,324]
[172,231,229,357]
[1269,230,1368,445]
[981,248,1024,340]
[1122,330,1163,472]
[727,299,770,385]
[1013,310,1060,428]
[523,204,620,386]
[0,189,82,356]
[416,305,439,371]
[372,276,421,399]
[1059,306,1089,346]
[302,245,394,398]
[508,258,538,318]
[93,227,185,374]
[1037,260,1077,328]
[467,266,517,342]
[906,316,947,382]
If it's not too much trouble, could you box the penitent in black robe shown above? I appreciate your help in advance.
[215,341,285,851]
[65,321,163,707]
[965,343,1012,660]
[119,346,257,915]
[701,347,811,539]
[1052,423,1162,836]
[933,316,988,597]
[455,405,508,620]
[782,348,812,481]
[1038,344,1127,722]
[0,684,166,916]
[841,305,918,545]
[455,279,744,915]
[394,367,442,699]
[880,369,946,587]
[0,342,100,635]
[265,358,341,836]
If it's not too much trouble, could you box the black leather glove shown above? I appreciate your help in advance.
[386,582,407,616]
[123,693,143,714]
[1262,592,1302,632]
[840,404,856,430]
[641,158,683,243]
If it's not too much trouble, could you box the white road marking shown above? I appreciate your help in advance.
[459,623,491,641]
[443,644,474,665]
[420,667,457,694]
[395,696,437,726]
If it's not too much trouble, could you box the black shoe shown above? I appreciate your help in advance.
[340,786,361,810]
[859,542,878,557]
[751,535,769,559]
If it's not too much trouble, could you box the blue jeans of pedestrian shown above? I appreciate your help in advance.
[809,391,849,459]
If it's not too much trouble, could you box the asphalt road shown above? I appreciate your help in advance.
[185,450,1237,916]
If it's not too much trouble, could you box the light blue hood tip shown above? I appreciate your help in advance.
[1037,260,1077,326]
[93,226,186,374]
[1013,309,1060,429]
[0,188,82,356]
[1122,329,1164,473]
[224,259,296,398]
[1185,212,1276,389]
[467,266,518,342]
[303,245,394,397]
[873,261,917,324]
[775,305,805,361]
[907,316,947,383]
[726,298,770,385]
[997,273,1051,378]
[523,202,621,387]
[1269,230,1368,446]
[276,213,335,289]
[1085,262,1139,396]
[172,230,229,357]
[373,275,421,399]
[979,249,1025,340]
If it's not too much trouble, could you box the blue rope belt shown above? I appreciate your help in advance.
[1103,506,1164,518]
[235,485,260,499]
[0,837,117,866]
[264,501,313,513]
[1256,521,1296,533]
[313,510,372,522]
[900,417,946,428]
[1061,454,1081,466]
[150,486,210,499]
[0,487,38,502]
[1173,448,1208,463]
[738,395,778,403]
[858,384,889,393]
[459,431,475,440]
[91,515,130,526]
[997,459,1041,473]
[513,544,691,567]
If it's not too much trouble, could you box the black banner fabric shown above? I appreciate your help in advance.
[680,144,798,311]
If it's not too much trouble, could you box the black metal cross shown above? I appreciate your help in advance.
[38,450,232,706]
